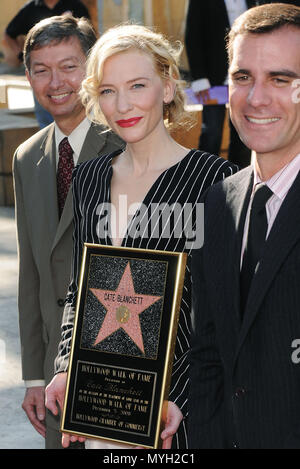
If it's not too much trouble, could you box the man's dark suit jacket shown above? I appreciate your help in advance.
[189,167,300,448]
[185,0,258,85]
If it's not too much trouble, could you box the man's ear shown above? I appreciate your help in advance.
[25,68,33,87]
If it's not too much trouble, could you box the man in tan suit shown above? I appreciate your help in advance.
[13,15,123,448]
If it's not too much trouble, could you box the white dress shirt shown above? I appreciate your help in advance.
[241,153,300,268]
[55,117,91,167]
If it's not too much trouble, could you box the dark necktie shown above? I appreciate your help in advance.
[57,137,74,217]
[240,183,273,315]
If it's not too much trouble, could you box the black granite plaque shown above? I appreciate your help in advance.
[61,244,187,448]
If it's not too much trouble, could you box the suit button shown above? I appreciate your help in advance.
[234,387,246,398]
[57,299,65,307]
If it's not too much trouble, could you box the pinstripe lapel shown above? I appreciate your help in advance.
[204,168,253,366]
[37,124,59,245]
[236,170,300,360]
[51,124,108,252]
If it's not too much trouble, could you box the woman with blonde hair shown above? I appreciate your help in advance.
[46,23,238,449]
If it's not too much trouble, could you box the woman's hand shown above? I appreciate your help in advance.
[61,432,86,448]
[45,372,67,417]
[45,372,85,447]
[160,401,183,449]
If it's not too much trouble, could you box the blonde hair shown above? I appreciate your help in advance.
[80,23,194,131]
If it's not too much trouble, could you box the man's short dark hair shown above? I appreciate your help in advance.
[227,3,300,63]
[24,14,97,71]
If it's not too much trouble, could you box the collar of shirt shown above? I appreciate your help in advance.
[253,153,300,201]
[55,117,91,168]
[241,153,300,267]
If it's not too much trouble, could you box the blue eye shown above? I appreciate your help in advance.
[100,88,113,95]
[132,83,145,89]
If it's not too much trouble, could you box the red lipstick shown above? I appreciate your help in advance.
[116,117,143,128]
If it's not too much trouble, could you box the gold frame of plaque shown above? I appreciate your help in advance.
[61,244,187,448]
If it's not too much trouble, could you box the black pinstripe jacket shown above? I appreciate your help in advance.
[190,166,300,448]
[55,148,238,447]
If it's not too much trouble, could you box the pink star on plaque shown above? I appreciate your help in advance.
[90,262,161,354]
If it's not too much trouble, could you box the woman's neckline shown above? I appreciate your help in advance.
[107,148,197,247]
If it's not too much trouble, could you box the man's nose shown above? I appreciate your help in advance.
[247,82,272,108]
[49,69,64,89]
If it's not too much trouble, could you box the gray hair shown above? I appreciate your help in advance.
[24,14,97,72]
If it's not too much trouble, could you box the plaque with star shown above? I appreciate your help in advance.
[61,244,187,449]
